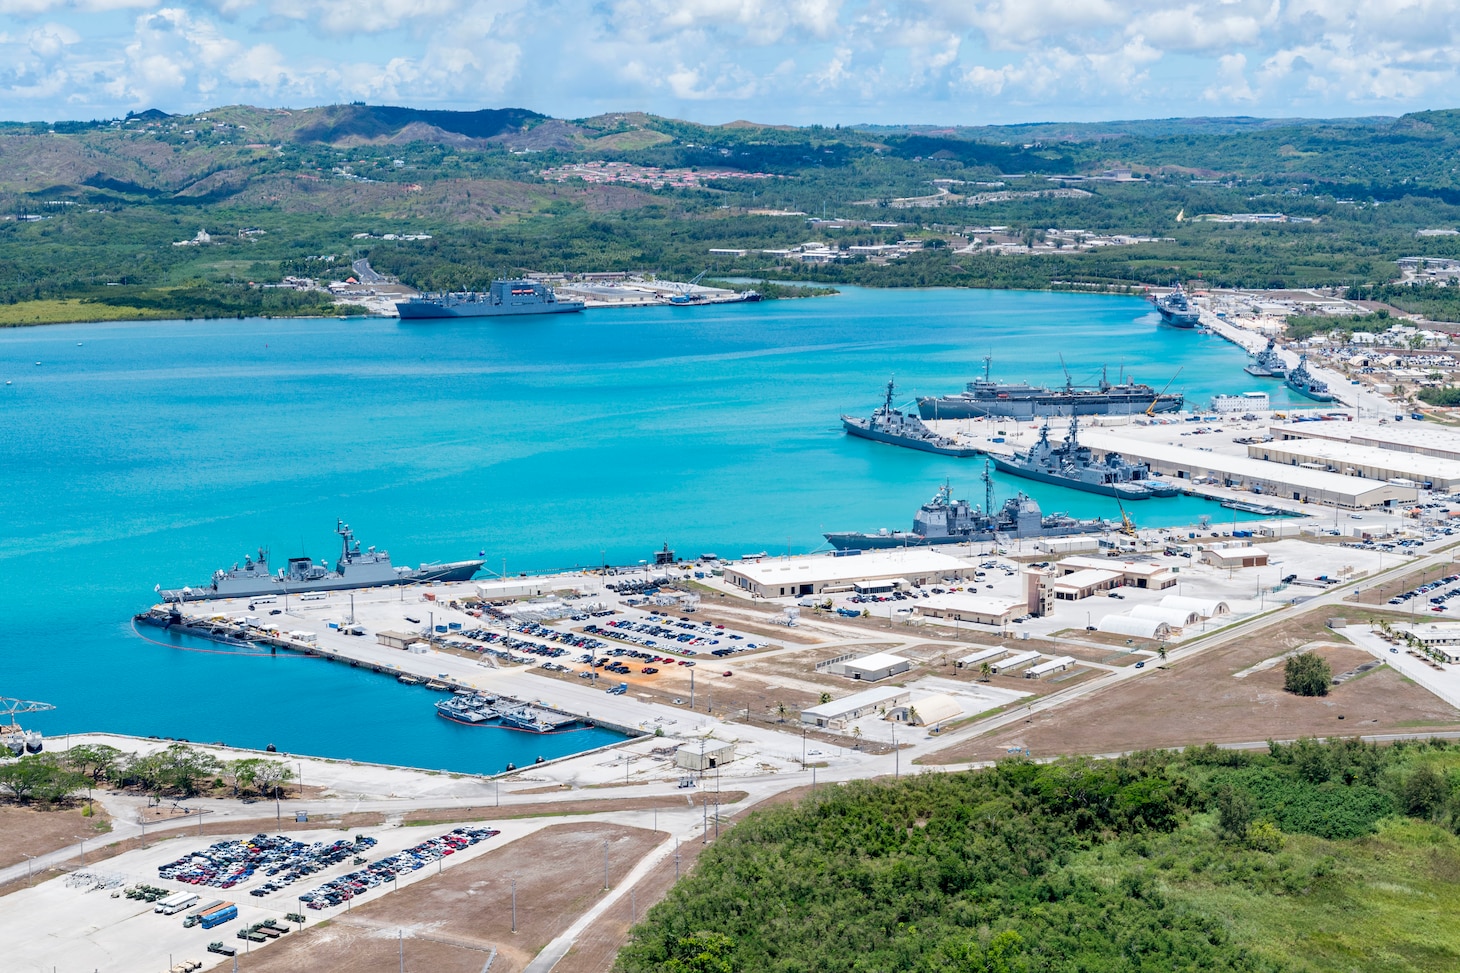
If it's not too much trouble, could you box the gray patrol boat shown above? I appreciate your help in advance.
[396,279,584,319]
[158,520,484,601]
[1244,339,1289,378]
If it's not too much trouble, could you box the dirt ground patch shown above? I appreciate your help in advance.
[924,610,1460,764]
[1347,563,1457,606]
[238,822,661,973]
[0,802,111,871]
[405,793,747,825]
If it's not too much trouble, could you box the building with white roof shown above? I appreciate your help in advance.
[1271,421,1460,463]
[839,651,912,682]
[1098,616,1171,639]
[722,549,973,599]
[1248,438,1460,490]
[1129,605,1200,628]
[886,693,963,727]
[955,646,1009,667]
[1056,556,1175,590]
[1051,568,1123,600]
[800,686,911,728]
[1075,430,1407,508]
[1200,545,1270,568]
[914,594,1024,626]
[1160,594,1229,618]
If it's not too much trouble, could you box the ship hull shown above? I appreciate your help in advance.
[841,418,982,457]
[1243,365,1284,378]
[824,532,977,550]
[1285,382,1336,402]
[990,456,1153,500]
[161,559,484,602]
[397,301,584,319]
[918,395,1182,420]
[1157,310,1199,328]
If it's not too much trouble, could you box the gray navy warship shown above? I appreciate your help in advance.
[158,521,484,601]
[991,416,1181,501]
[1152,285,1200,327]
[825,470,1114,550]
[917,357,1182,419]
[396,279,584,319]
[1244,339,1289,378]
[842,378,980,457]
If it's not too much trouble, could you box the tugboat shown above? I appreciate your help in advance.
[842,378,980,456]
[1244,338,1290,378]
[1152,284,1201,327]
[1285,355,1337,402]
[158,521,484,602]
[991,415,1180,500]
[824,467,1115,550]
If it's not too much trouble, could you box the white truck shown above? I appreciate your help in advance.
[155,891,200,915]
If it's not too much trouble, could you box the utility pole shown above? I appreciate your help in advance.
[603,838,610,891]
[511,878,517,933]
[399,930,404,973]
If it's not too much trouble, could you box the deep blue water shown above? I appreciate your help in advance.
[0,287,1288,771]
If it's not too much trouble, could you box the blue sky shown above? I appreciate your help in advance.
[1,0,1457,124]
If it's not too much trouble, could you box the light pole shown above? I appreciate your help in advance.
[602,838,610,891]
[21,853,37,879]
[511,878,517,932]
[892,723,899,778]
[801,726,807,768]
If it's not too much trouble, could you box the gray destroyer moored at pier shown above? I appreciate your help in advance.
[842,378,980,457]
[991,416,1181,501]
[158,521,483,601]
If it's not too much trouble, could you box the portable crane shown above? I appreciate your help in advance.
[1146,366,1183,417]
[1,697,55,755]
[670,270,709,305]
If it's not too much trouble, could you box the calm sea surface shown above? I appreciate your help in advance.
[0,287,1294,771]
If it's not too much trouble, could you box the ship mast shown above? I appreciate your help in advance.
[981,459,994,515]
[882,376,896,415]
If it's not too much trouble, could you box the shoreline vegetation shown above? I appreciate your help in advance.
[5,104,1460,330]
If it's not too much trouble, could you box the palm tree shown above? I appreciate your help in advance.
[906,705,920,726]
[979,661,992,682]
[776,701,788,723]
[851,726,862,748]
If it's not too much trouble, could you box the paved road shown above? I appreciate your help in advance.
[351,258,386,284]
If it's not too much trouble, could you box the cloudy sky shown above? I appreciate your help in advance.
[1,0,1457,124]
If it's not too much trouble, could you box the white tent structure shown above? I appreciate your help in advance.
[1159,595,1229,618]
[1097,615,1171,639]
[1130,605,1200,628]
[886,693,963,727]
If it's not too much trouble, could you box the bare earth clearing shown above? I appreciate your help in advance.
[926,612,1460,763]
[238,822,661,973]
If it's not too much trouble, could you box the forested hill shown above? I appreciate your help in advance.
[618,739,1460,973]
[4,102,1460,324]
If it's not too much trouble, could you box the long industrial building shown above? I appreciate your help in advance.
[1247,438,1460,490]
[1270,421,1460,463]
[1076,431,1409,508]
[722,549,974,598]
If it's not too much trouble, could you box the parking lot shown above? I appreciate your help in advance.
[0,818,545,973]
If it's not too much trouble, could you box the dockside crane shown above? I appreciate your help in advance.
[1146,366,1183,417]
[670,270,709,304]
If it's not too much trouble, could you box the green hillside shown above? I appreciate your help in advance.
[619,739,1460,973]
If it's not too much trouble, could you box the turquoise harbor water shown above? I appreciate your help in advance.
[0,288,1298,772]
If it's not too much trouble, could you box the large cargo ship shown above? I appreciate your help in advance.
[1284,355,1337,402]
[842,378,980,457]
[990,416,1181,501]
[396,279,584,319]
[1152,285,1200,327]
[917,359,1182,419]
[158,521,483,601]
[824,472,1113,550]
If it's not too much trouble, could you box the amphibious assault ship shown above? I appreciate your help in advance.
[1285,355,1337,402]
[842,378,980,457]
[1244,338,1290,378]
[396,279,584,319]
[991,416,1181,501]
[917,357,1182,420]
[824,469,1114,550]
[158,521,484,601]
[1152,285,1200,327]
